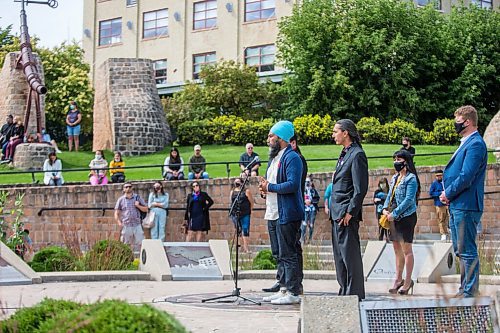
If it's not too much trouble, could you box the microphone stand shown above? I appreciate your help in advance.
[202,171,261,305]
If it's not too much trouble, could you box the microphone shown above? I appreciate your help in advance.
[245,156,260,170]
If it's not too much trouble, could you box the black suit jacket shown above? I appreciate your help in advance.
[329,143,369,221]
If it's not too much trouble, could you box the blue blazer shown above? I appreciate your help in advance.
[266,145,305,224]
[443,132,487,212]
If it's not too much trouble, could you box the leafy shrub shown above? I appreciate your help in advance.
[38,300,188,333]
[357,117,384,143]
[0,299,188,333]
[211,115,238,143]
[29,246,78,272]
[83,240,134,271]
[232,118,274,145]
[431,118,460,145]
[252,249,277,270]
[381,119,424,144]
[0,299,81,333]
[293,114,334,144]
[176,119,214,145]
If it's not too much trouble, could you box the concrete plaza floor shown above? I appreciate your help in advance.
[1,278,499,333]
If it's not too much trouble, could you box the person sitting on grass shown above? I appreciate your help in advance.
[89,150,108,185]
[43,152,64,186]
[163,147,185,180]
[188,145,209,180]
[110,151,126,183]
[41,128,62,153]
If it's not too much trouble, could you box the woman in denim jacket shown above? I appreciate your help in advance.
[382,150,421,296]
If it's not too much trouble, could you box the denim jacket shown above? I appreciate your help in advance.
[383,172,418,220]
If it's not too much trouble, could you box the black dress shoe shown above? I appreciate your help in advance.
[262,282,280,292]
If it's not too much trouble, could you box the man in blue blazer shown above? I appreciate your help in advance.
[440,105,487,298]
[259,120,304,305]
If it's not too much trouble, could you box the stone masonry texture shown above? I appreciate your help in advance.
[0,52,46,133]
[92,58,171,156]
[484,110,500,161]
[0,164,498,250]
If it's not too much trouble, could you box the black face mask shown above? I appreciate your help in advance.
[394,161,405,172]
[402,143,408,148]
[454,121,468,134]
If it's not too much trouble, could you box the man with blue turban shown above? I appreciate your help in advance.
[259,121,304,305]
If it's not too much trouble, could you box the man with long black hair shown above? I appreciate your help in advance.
[329,119,369,301]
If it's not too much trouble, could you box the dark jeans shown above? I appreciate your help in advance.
[268,219,284,284]
[332,218,365,300]
[277,220,303,295]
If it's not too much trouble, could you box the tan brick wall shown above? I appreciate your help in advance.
[2,164,499,250]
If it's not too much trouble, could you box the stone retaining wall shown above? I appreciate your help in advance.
[1,164,498,249]
[13,143,53,171]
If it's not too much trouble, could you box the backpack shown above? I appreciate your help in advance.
[134,194,147,220]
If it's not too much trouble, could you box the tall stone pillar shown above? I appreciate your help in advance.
[0,52,46,133]
[92,58,171,156]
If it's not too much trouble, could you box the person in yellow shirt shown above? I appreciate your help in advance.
[110,151,126,183]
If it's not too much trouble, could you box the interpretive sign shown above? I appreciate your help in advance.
[164,242,223,281]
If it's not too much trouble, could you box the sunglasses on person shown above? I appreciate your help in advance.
[124,185,132,189]
[192,184,199,188]
[154,186,161,190]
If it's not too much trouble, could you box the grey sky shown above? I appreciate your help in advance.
[0,0,83,48]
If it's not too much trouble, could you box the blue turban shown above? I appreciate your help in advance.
[270,120,295,143]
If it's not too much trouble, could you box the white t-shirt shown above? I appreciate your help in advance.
[264,148,286,221]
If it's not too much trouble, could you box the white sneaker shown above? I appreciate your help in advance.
[56,149,62,153]
[271,292,301,305]
[440,234,447,241]
[263,288,286,302]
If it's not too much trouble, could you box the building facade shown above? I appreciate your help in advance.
[83,0,499,95]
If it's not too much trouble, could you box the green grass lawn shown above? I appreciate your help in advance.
[0,144,497,185]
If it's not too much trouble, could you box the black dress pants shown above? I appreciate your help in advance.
[332,218,365,300]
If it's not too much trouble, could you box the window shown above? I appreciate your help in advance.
[143,9,168,38]
[153,60,167,84]
[245,0,275,22]
[194,1,217,30]
[471,0,492,9]
[245,44,275,72]
[99,18,122,46]
[417,0,441,10]
[193,52,216,79]
[126,0,137,6]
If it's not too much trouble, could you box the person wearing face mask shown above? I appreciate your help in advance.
[41,128,62,153]
[148,182,169,242]
[89,150,108,185]
[440,105,487,299]
[382,150,421,295]
[429,170,449,241]
[184,182,214,242]
[229,178,254,253]
[65,100,82,152]
[373,178,389,241]
[110,151,126,183]
[401,137,415,156]
[300,177,320,244]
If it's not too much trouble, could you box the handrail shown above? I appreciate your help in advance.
[36,191,500,216]
[2,149,499,180]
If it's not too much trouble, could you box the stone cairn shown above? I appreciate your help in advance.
[0,52,50,170]
[484,110,500,162]
[92,58,171,156]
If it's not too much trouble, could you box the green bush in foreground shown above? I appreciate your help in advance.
[83,239,134,271]
[0,298,81,333]
[252,249,277,270]
[0,299,188,333]
[29,246,78,272]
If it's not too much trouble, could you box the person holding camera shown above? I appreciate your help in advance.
[115,182,148,248]
[43,152,64,186]
[230,177,254,253]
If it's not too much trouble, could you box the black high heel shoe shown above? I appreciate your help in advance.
[389,280,404,294]
[398,280,414,295]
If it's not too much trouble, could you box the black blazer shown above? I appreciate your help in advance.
[184,191,214,231]
[329,143,369,221]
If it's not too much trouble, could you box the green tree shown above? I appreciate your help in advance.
[166,60,276,130]
[277,0,499,130]
[0,39,93,146]
[0,24,14,46]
